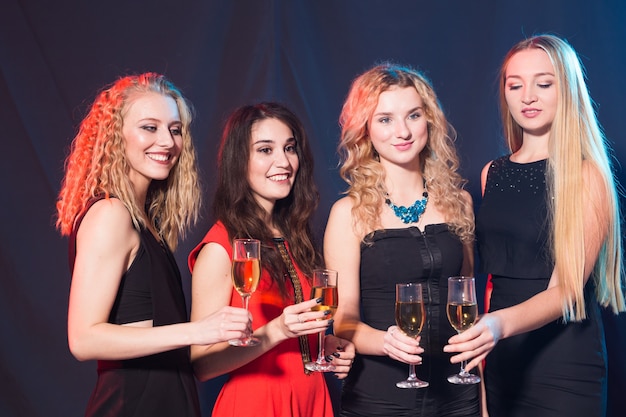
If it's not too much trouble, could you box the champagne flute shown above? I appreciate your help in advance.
[304,269,338,372]
[229,238,261,346]
[446,276,481,384]
[395,282,429,388]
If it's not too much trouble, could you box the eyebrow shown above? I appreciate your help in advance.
[506,72,555,80]
[137,117,182,125]
[372,106,423,117]
[252,137,296,145]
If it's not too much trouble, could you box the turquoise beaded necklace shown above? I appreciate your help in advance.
[384,184,428,224]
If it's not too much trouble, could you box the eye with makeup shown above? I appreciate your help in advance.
[257,146,273,154]
[285,141,297,154]
[408,111,422,120]
[169,126,182,136]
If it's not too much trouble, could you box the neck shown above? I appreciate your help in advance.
[512,143,549,163]
[384,173,426,205]
[514,132,550,162]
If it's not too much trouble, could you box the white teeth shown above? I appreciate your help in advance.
[269,174,288,181]
[148,154,169,162]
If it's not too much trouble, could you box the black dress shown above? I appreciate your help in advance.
[476,156,607,417]
[69,197,201,417]
[340,225,480,417]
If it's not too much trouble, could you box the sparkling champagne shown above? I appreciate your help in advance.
[395,301,425,338]
[447,302,478,332]
[310,286,338,318]
[232,259,260,296]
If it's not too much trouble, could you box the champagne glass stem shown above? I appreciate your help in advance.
[459,359,468,376]
[316,331,325,364]
[408,363,417,381]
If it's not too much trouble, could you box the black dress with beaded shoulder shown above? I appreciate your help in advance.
[340,224,479,417]
[69,196,201,417]
[476,156,606,417]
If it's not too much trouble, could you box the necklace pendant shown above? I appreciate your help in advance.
[386,192,428,224]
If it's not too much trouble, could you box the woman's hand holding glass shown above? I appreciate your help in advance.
[323,334,355,379]
[279,298,331,339]
[382,325,424,364]
[444,311,503,373]
[274,297,353,376]
[194,305,252,345]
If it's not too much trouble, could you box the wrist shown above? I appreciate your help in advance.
[257,318,288,348]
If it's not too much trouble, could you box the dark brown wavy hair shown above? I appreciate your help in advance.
[213,102,321,295]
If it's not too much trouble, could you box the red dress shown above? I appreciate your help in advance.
[188,222,334,417]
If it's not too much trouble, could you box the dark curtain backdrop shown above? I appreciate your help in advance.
[1,1,625,416]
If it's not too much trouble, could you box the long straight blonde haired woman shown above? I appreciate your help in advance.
[445,34,625,417]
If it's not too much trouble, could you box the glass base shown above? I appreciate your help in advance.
[447,372,481,385]
[396,378,429,389]
[229,336,260,347]
[304,360,335,372]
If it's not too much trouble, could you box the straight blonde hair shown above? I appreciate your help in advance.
[499,35,625,320]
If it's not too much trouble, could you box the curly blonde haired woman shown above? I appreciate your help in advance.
[445,34,625,416]
[324,63,478,416]
[56,73,250,417]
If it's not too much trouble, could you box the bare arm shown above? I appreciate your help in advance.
[444,162,609,371]
[324,197,423,364]
[190,241,332,381]
[67,199,249,361]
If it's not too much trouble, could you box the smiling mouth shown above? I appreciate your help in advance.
[268,174,289,181]
[147,153,170,162]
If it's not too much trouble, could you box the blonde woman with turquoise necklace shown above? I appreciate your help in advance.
[324,63,478,417]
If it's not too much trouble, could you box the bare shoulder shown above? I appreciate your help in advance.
[481,160,494,178]
[330,195,355,214]
[194,242,231,276]
[325,196,359,244]
[83,197,131,219]
[326,196,356,226]
[78,198,137,248]
[479,160,494,194]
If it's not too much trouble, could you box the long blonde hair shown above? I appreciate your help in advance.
[339,62,474,243]
[499,35,625,320]
[56,73,201,250]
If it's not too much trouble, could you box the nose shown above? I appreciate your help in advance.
[156,128,176,147]
[521,86,538,105]
[273,149,291,168]
[395,120,411,139]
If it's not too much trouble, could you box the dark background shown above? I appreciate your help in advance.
[1,1,625,416]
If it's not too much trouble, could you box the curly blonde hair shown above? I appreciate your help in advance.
[56,73,201,250]
[499,35,624,320]
[339,62,474,243]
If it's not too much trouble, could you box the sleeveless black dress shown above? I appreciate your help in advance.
[69,196,201,417]
[476,157,607,417]
[340,224,479,417]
